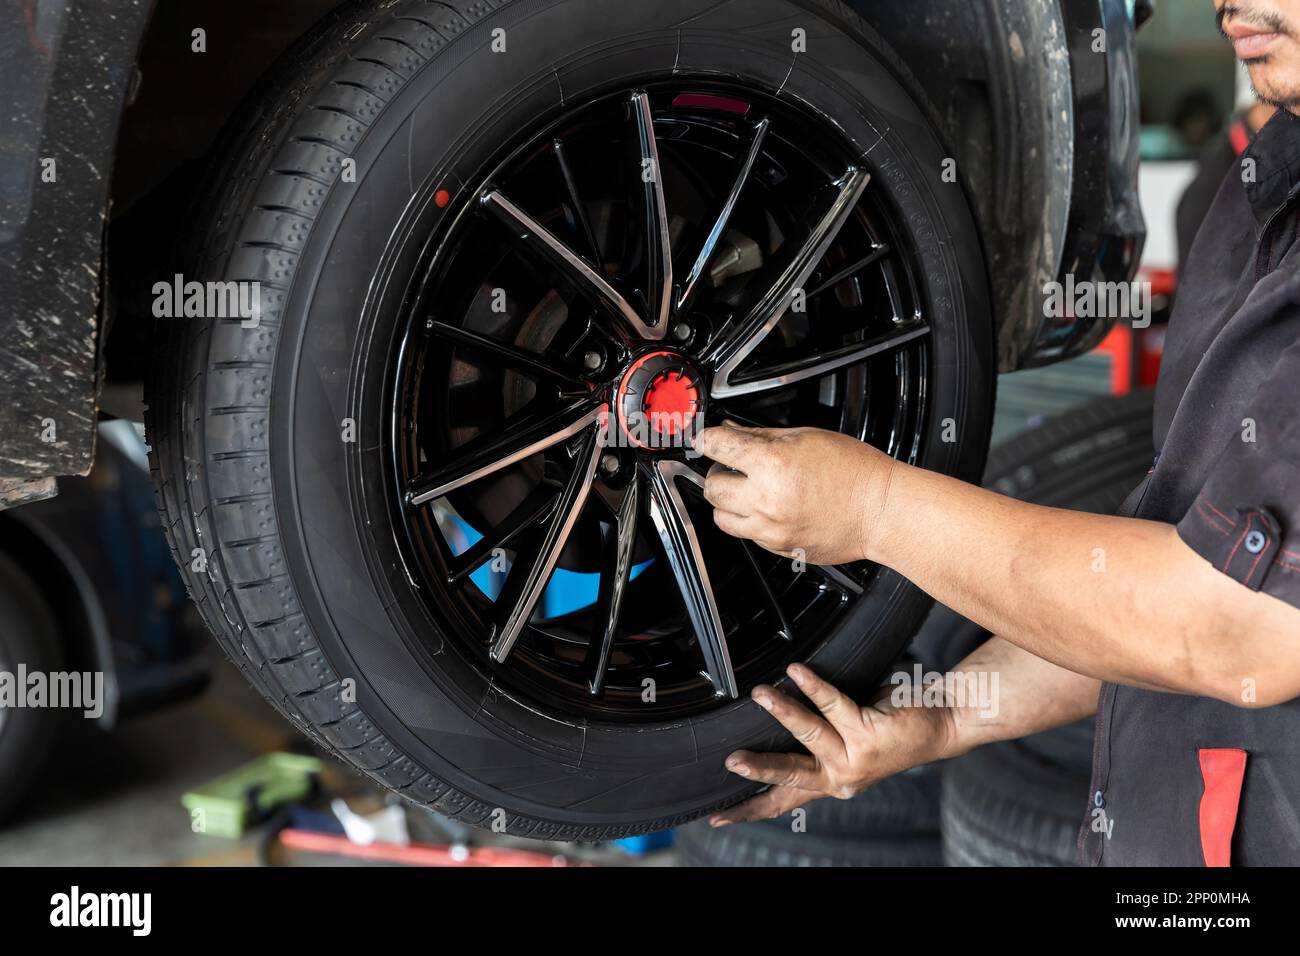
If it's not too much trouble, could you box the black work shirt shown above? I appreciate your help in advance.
[1080,108,1300,866]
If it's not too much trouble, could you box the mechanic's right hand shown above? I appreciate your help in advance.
[709,662,952,826]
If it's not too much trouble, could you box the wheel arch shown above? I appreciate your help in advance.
[851,0,1075,372]
[1,0,346,497]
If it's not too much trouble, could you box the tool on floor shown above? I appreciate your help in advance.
[181,752,322,838]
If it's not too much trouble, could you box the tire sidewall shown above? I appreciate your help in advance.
[267,0,993,825]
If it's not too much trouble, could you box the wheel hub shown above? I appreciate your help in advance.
[615,350,706,451]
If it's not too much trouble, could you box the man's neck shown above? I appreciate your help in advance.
[1247,101,1278,132]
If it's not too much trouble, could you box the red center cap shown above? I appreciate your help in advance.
[615,351,705,450]
[643,369,699,435]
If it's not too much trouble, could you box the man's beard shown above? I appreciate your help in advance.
[1251,81,1300,111]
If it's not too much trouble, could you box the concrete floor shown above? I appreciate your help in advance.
[0,656,301,865]
[0,654,669,867]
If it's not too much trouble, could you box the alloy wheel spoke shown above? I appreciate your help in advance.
[712,320,929,399]
[481,189,661,341]
[632,91,673,334]
[407,402,599,506]
[552,138,604,266]
[806,243,892,299]
[678,117,771,313]
[646,460,737,698]
[446,483,561,584]
[740,540,794,641]
[710,167,871,399]
[585,475,641,694]
[427,320,581,387]
[489,423,606,663]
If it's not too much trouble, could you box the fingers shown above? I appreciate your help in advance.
[709,785,821,826]
[706,463,783,549]
[711,507,764,542]
[718,419,784,437]
[694,424,767,471]
[711,508,791,557]
[751,539,800,560]
[711,671,867,826]
[703,462,748,513]
[751,683,844,762]
[787,663,863,736]
[725,749,821,789]
[722,419,804,440]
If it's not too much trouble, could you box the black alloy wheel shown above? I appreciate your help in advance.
[391,84,932,721]
[148,0,994,838]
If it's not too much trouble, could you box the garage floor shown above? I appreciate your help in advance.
[7,658,681,868]
[2,656,304,866]
[0,654,668,867]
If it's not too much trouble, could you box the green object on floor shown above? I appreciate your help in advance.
[181,753,322,838]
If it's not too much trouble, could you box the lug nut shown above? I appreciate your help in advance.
[583,350,604,372]
[672,322,692,342]
[599,453,620,477]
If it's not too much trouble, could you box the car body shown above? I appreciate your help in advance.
[0,0,1145,506]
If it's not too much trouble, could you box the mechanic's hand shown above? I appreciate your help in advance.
[694,423,896,565]
[710,663,951,826]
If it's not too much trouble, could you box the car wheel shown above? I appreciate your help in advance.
[0,552,63,824]
[147,0,993,838]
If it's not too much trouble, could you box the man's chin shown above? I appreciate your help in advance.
[1245,65,1300,111]
[1254,88,1300,111]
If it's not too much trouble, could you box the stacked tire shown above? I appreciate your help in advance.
[675,767,943,867]
[938,391,1154,866]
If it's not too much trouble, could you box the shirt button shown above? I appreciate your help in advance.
[1245,530,1267,554]
[1094,790,1106,808]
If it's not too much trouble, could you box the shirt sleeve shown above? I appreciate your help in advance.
[1176,331,1300,613]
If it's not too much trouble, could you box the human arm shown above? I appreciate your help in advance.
[696,424,1300,708]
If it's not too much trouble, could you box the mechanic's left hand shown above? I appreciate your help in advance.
[709,663,952,826]
[694,423,896,565]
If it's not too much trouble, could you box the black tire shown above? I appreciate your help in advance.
[982,389,1157,520]
[676,767,942,866]
[941,740,1089,867]
[0,552,64,824]
[936,390,1155,865]
[146,0,993,839]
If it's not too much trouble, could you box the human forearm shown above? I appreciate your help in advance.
[931,636,1100,760]
[696,423,1300,706]
[869,463,1300,706]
